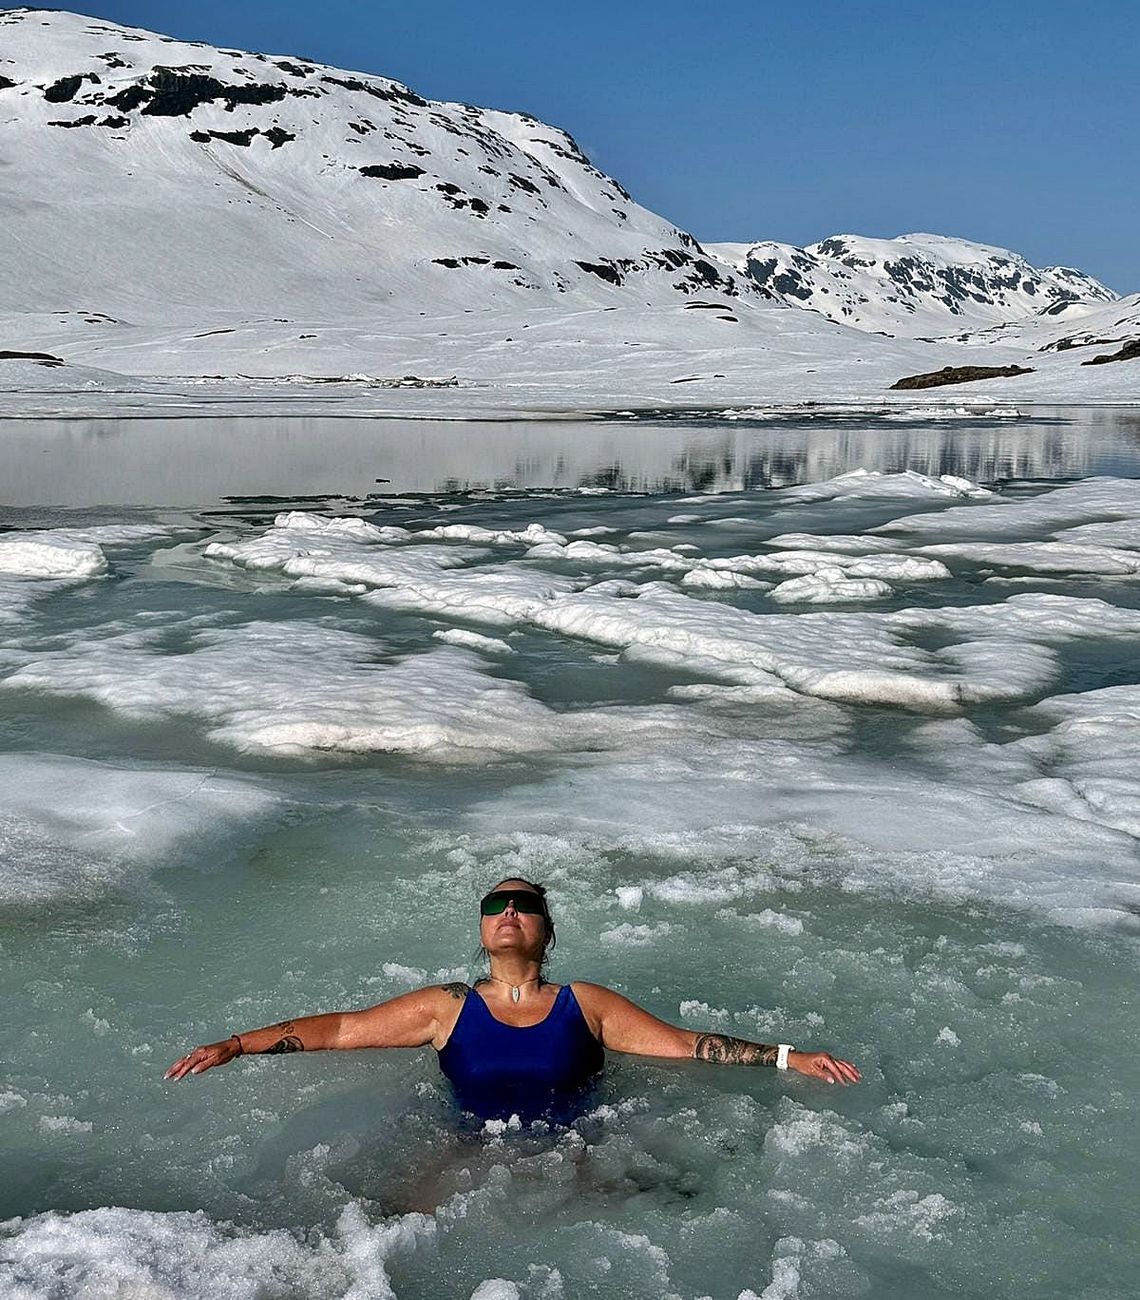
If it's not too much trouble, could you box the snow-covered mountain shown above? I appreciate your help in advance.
[0,9,1134,409]
[0,6,756,320]
[709,233,1117,339]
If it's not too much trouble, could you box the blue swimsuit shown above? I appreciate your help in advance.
[437,984,604,1123]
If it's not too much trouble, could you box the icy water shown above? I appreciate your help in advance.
[2,407,1140,1299]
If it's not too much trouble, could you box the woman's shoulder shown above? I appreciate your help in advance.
[567,980,620,1013]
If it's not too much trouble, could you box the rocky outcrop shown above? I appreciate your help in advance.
[890,364,1034,390]
[1081,340,1140,366]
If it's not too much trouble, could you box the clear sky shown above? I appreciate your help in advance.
[29,1,1140,291]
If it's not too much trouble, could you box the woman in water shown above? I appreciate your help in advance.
[165,877,860,1118]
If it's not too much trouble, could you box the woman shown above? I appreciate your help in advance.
[166,877,860,1120]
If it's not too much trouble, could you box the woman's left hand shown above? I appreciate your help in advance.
[788,1050,861,1084]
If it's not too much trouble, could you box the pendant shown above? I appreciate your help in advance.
[511,986,520,1002]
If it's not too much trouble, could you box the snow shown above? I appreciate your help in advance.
[0,11,1134,418]
[710,230,1117,339]
[0,533,106,579]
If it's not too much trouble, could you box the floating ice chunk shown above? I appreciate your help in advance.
[740,1237,851,1300]
[779,468,992,503]
[1053,519,1140,551]
[917,540,1140,575]
[875,477,1140,541]
[2,623,687,762]
[765,533,911,555]
[0,1201,433,1300]
[205,519,474,590]
[528,538,693,573]
[0,753,276,904]
[39,1115,93,1134]
[0,534,107,579]
[1009,685,1140,836]
[770,571,893,604]
[365,566,576,628]
[615,886,644,910]
[433,628,516,655]
[699,550,948,582]
[853,1190,959,1244]
[599,921,673,946]
[718,907,804,935]
[681,568,770,590]
[271,511,412,543]
[470,1281,522,1300]
[417,521,567,546]
[936,1026,961,1047]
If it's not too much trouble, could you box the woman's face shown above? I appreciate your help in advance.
[479,879,547,961]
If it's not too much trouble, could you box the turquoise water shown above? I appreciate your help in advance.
[1,409,1139,1299]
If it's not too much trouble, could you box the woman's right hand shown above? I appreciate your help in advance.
[164,1036,241,1081]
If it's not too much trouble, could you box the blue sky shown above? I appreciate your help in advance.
[42,1,1140,290]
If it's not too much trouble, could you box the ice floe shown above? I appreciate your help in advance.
[0,1202,432,1300]
[0,533,107,579]
[778,468,994,502]
[0,753,275,903]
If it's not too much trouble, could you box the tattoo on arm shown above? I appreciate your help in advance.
[441,982,469,1000]
[693,1033,779,1067]
[261,1020,304,1055]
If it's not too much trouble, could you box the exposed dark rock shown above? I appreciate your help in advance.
[320,73,426,107]
[96,51,129,69]
[508,173,540,195]
[432,255,514,269]
[0,350,64,364]
[105,82,150,111]
[359,162,424,180]
[44,74,86,102]
[1081,339,1140,366]
[126,68,289,117]
[191,127,257,146]
[100,114,129,128]
[48,115,97,128]
[1043,334,1121,353]
[576,260,623,286]
[274,60,311,77]
[890,364,1034,390]
[0,75,17,90]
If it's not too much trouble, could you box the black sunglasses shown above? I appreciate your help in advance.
[480,890,546,917]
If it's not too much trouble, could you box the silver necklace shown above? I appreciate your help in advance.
[484,975,542,1003]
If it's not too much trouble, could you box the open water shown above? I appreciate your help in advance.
[1,406,1139,1299]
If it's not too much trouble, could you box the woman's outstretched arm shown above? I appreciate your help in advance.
[572,982,860,1085]
[163,982,469,1081]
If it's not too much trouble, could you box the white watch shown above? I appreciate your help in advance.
[776,1044,793,1071]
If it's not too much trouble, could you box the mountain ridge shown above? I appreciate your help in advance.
[0,8,1135,408]
[707,231,1116,339]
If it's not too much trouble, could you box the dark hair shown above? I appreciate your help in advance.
[478,877,557,968]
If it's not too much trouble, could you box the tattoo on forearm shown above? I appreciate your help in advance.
[261,1020,303,1055]
[441,982,469,1000]
[693,1033,779,1067]
[264,1035,304,1054]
